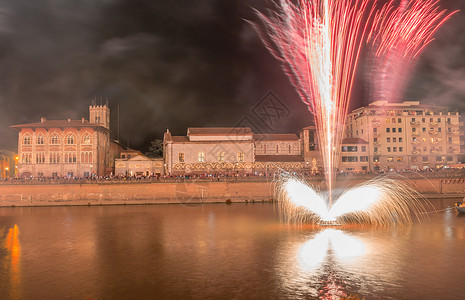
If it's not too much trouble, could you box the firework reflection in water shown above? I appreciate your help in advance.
[276,173,428,225]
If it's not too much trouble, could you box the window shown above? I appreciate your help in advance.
[361,146,366,152]
[392,128,397,133]
[387,157,393,162]
[66,134,75,145]
[392,118,396,123]
[374,137,378,142]
[430,118,433,122]
[386,128,390,133]
[50,153,60,164]
[422,128,426,132]
[23,135,32,145]
[387,147,391,152]
[412,118,416,122]
[237,152,244,162]
[398,128,402,133]
[422,118,425,123]
[36,153,45,164]
[438,128,442,132]
[51,134,60,145]
[36,135,44,145]
[438,118,441,123]
[22,153,32,163]
[342,146,348,152]
[373,128,378,133]
[218,152,224,162]
[412,128,416,132]
[81,152,92,163]
[393,147,397,152]
[178,153,184,163]
[276,145,279,153]
[436,156,442,162]
[412,156,418,162]
[374,147,379,153]
[423,147,427,152]
[387,137,391,142]
[82,134,91,145]
[360,156,368,162]
[386,118,390,123]
[399,137,403,142]
[288,145,291,153]
[447,156,453,162]
[399,147,403,152]
[373,156,380,162]
[398,118,401,123]
[198,152,205,162]
[393,137,397,142]
[422,156,429,162]
[397,157,403,162]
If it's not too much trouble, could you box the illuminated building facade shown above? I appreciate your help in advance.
[346,101,463,171]
[11,104,123,178]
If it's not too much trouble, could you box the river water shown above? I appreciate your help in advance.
[0,198,464,300]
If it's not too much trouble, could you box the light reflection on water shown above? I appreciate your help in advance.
[0,200,465,299]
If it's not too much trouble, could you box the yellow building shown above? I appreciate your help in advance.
[346,101,463,171]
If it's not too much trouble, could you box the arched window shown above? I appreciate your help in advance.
[288,144,291,153]
[276,144,279,153]
[50,134,60,145]
[66,134,75,145]
[36,134,44,145]
[23,135,32,145]
[82,134,91,145]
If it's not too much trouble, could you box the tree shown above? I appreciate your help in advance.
[146,139,163,158]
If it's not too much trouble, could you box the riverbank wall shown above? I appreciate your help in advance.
[0,177,464,207]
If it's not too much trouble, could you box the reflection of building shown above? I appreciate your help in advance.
[10,103,124,178]
[346,101,463,171]
[0,149,17,178]
[115,150,164,177]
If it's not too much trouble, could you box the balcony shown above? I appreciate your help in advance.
[372,119,381,126]
[429,121,438,126]
[373,132,381,137]
[430,140,439,144]
[374,142,381,147]
[412,150,421,154]
[448,148,459,153]
[374,151,382,155]
[430,149,439,154]
[410,121,420,126]
[411,140,420,145]
[411,131,420,136]
[429,130,438,135]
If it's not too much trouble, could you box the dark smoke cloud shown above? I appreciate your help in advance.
[0,0,463,152]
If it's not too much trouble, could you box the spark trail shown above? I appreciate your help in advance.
[367,0,457,102]
[252,0,374,207]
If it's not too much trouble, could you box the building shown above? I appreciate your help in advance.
[345,101,463,171]
[115,149,164,177]
[0,149,17,178]
[163,127,305,175]
[11,103,124,178]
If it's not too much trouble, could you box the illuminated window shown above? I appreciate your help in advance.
[178,153,184,163]
[82,134,91,145]
[198,152,205,162]
[218,152,224,162]
[237,152,244,162]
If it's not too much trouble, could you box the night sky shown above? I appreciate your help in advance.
[0,0,464,152]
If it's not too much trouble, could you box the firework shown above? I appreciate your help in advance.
[367,0,457,102]
[252,0,374,206]
[276,174,428,225]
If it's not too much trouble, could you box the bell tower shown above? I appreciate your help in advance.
[89,102,110,129]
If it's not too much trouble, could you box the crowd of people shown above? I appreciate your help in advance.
[1,167,464,184]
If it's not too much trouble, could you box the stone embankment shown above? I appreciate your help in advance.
[0,176,464,207]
